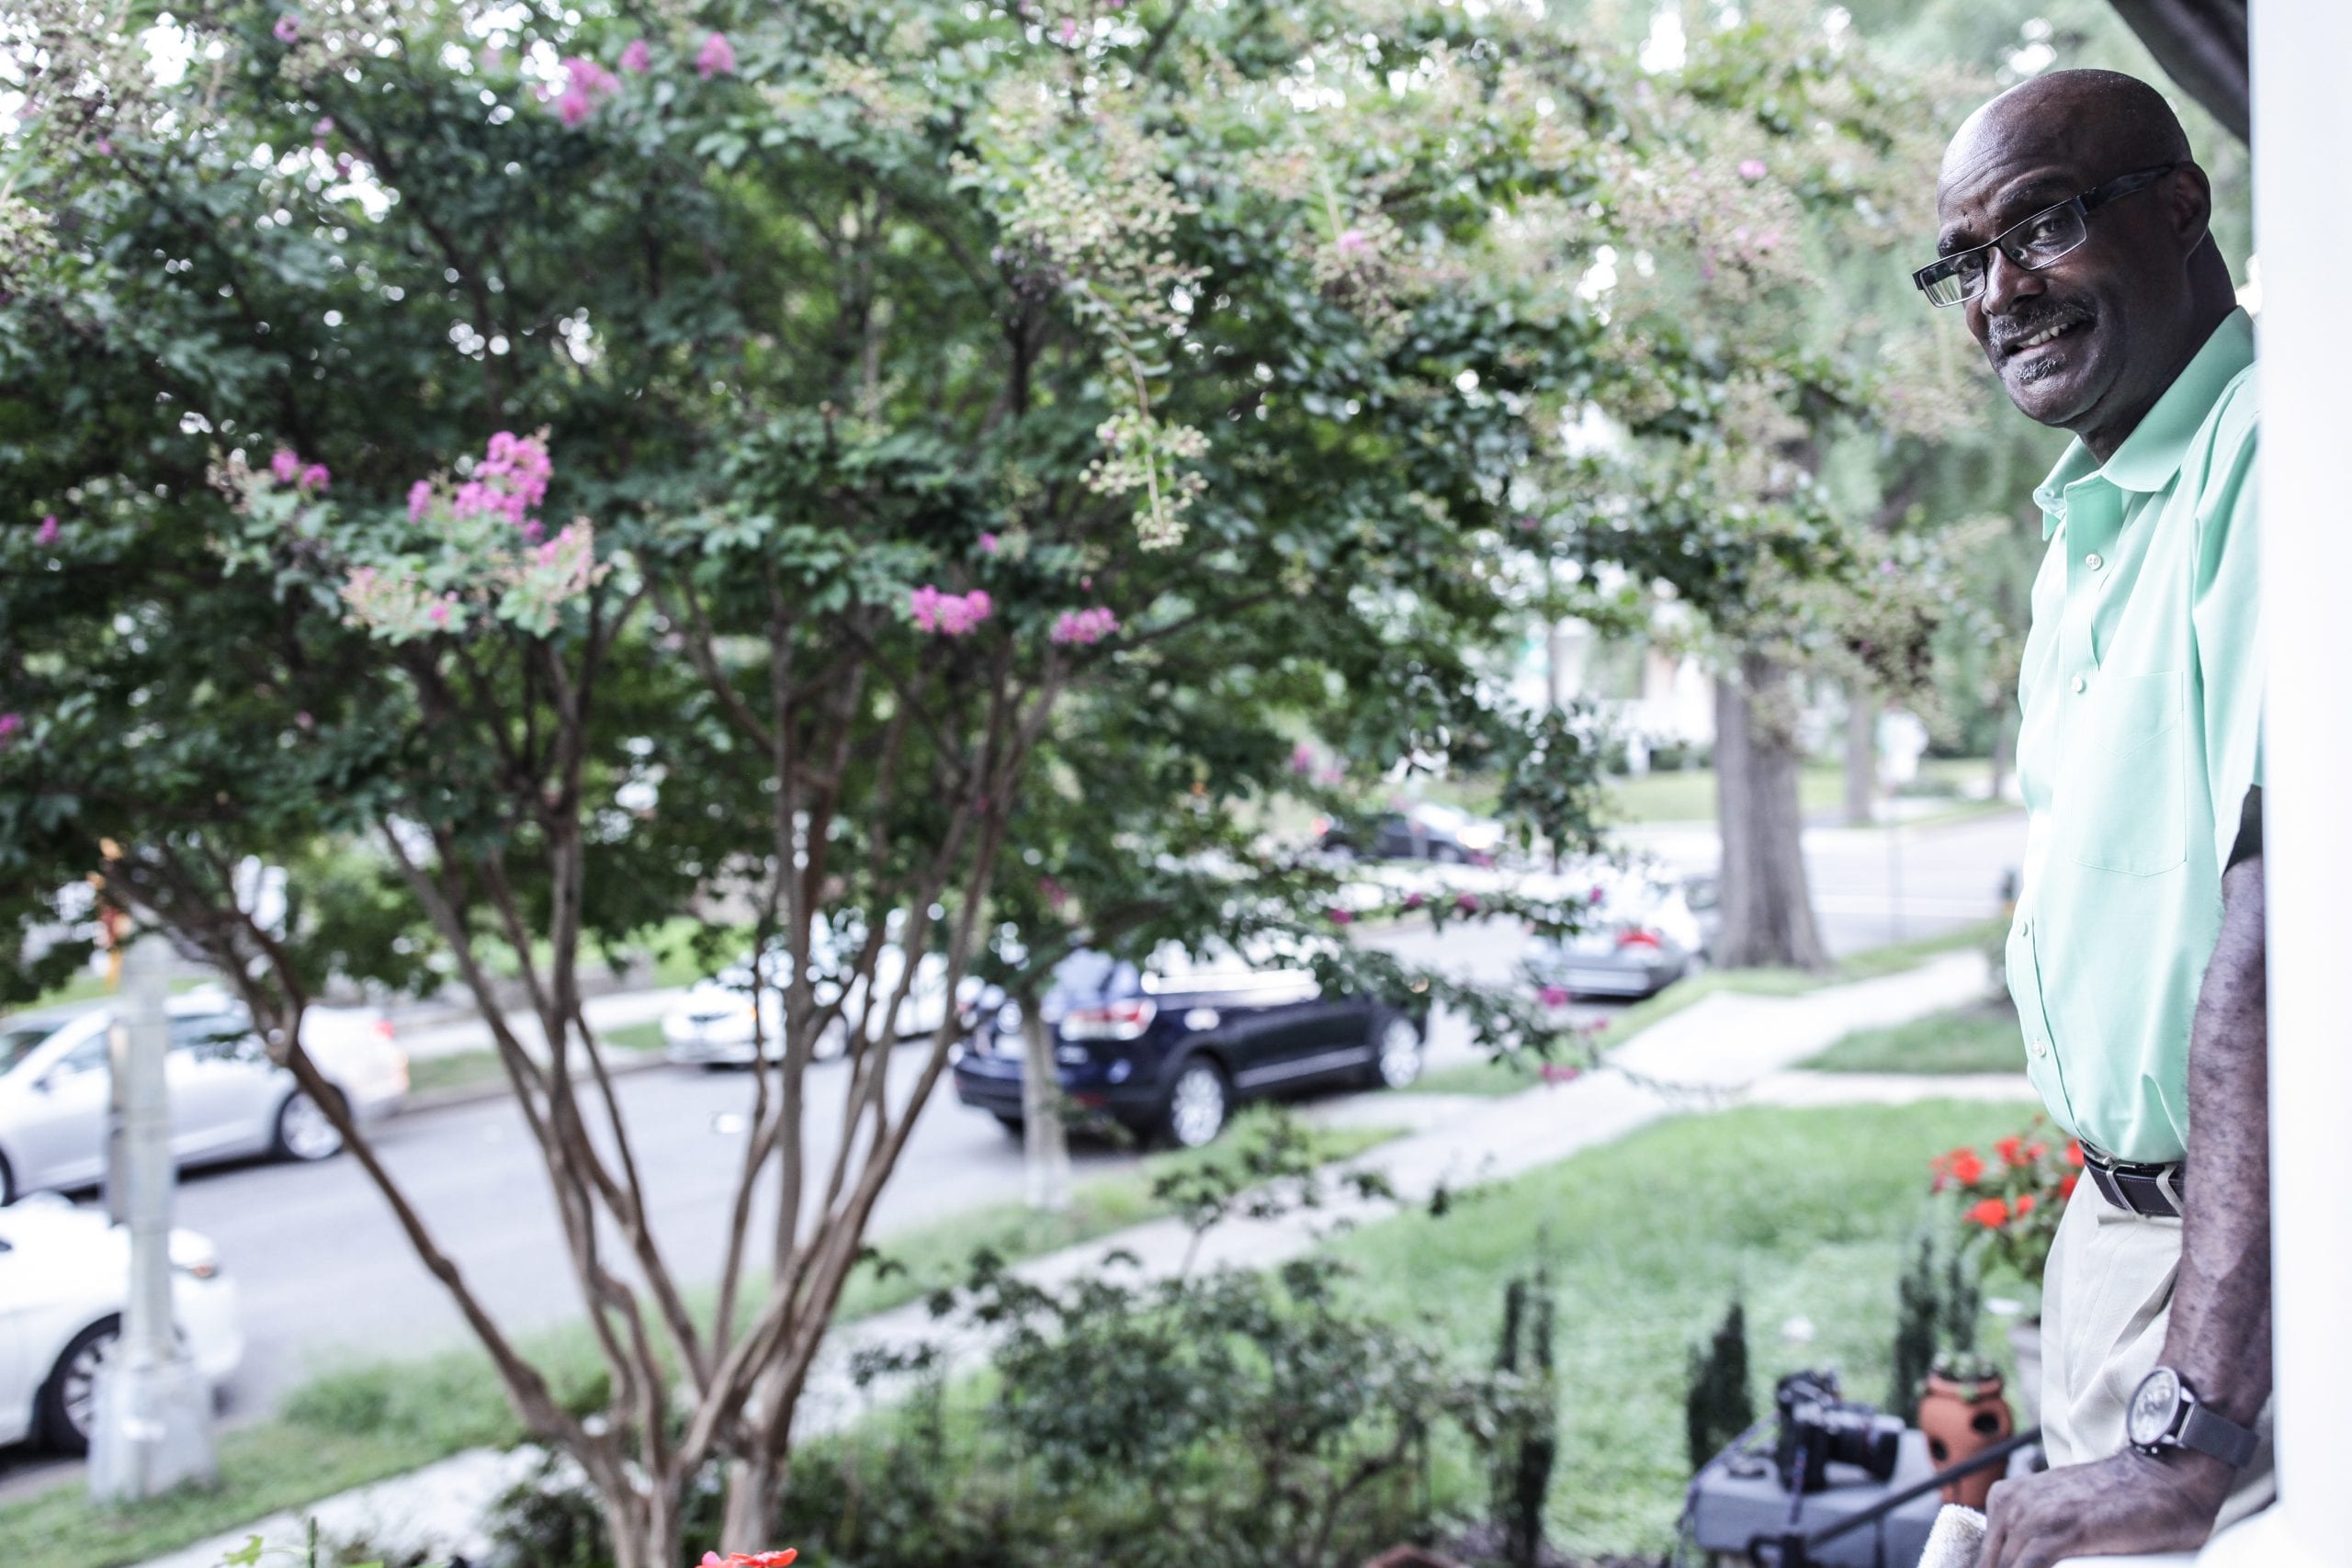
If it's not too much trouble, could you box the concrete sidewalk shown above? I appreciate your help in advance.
[138,951,2003,1568]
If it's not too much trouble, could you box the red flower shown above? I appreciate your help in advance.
[2025,1142,2049,1161]
[702,1553,797,1568]
[2059,1173,2079,1201]
[2064,1140,2085,1168]
[2015,1193,2036,1216]
[1947,1149,1984,1186]
[1995,1135,2024,1166]
[1966,1197,2009,1228]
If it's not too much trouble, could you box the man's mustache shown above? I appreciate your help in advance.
[1988,299,2096,356]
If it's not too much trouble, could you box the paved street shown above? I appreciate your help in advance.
[0,810,2023,1495]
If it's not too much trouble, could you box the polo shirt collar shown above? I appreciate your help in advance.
[2030,308,2256,538]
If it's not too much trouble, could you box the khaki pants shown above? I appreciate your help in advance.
[2040,1180,2276,1529]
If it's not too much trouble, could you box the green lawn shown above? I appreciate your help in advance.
[1414,917,2007,1098]
[1327,1099,2038,1558]
[1603,756,1999,826]
[1811,998,2027,1076]
[1,1111,1399,1568]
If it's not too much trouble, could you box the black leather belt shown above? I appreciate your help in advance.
[2082,1145,2186,1218]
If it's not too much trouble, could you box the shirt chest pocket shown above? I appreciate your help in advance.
[2064,670,2188,876]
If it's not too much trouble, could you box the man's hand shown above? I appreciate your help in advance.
[1982,1447,2233,1568]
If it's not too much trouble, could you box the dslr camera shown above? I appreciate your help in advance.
[1772,1370,1904,1494]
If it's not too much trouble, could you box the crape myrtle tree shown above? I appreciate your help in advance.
[0,1,1778,1561]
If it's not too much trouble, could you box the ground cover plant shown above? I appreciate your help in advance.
[0,1111,1396,1568]
[470,1099,2039,1568]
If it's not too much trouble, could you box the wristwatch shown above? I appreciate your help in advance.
[2126,1366,2259,1468]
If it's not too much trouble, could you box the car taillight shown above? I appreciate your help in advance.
[1060,999,1157,1041]
[1616,927,1664,951]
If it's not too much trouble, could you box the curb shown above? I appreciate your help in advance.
[400,1048,671,1115]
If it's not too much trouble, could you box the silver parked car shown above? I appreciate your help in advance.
[1523,867,1713,1000]
[0,992,409,1204]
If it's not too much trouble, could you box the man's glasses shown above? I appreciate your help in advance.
[1913,164,2178,308]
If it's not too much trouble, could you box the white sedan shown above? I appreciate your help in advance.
[0,992,410,1205]
[664,935,960,1066]
[0,1196,242,1452]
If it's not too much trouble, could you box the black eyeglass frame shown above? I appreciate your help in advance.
[1913,163,2180,308]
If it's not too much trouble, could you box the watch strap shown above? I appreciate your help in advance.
[2177,1400,2260,1469]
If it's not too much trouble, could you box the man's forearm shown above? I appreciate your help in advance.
[2160,850,2272,1472]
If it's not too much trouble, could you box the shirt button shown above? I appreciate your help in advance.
[2031,1039,2050,1058]
[2071,675,2087,694]
[2085,552,2104,570]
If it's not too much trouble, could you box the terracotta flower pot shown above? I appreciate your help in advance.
[1918,1369,2014,1508]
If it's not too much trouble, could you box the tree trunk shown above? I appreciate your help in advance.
[720,1451,778,1555]
[1713,651,1829,970]
[604,1487,680,1568]
[1843,682,1879,828]
[1020,1005,1070,1213]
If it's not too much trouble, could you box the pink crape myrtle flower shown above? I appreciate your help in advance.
[1289,742,1315,773]
[1400,891,1425,911]
[0,713,22,744]
[909,585,991,637]
[696,31,736,78]
[978,531,999,554]
[37,514,60,546]
[619,39,652,73]
[1737,158,1768,180]
[1538,985,1571,1008]
[407,479,435,523]
[299,463,330,492]
[1327,907,1354,926]
[1539,1061,1584,1086]
[1049,606,1118,646]
[272,13,300,43]
[1336,227,1371,254]
[1454,893,1480,915]
[270,448,301,484]
[447,431,552,527]
[553,55,620,124]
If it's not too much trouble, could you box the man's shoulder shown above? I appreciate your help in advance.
[2185,362,2257,525]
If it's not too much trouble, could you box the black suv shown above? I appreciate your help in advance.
[950,949,1426,1147]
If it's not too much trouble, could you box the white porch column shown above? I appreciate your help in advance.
[2192,2,2352,1564]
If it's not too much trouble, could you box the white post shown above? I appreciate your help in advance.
[87,932,216,1501]
[2193,5,2352,1563]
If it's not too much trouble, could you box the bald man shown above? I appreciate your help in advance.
[1918,70,2272,1568]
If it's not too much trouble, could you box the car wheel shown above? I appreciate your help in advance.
[40,1315,119,1454]
[272,1086,346,1162]
[1160,1057,1229,1149]
[1369,1016,1425,1090]
[992,1113,1024,1137]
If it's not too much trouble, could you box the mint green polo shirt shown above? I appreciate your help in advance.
[2007,309,2261,1164]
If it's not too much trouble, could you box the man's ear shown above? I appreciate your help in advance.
[2167,162,2215,252]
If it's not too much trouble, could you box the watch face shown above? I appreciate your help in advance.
[2129,1368,2182,1447]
